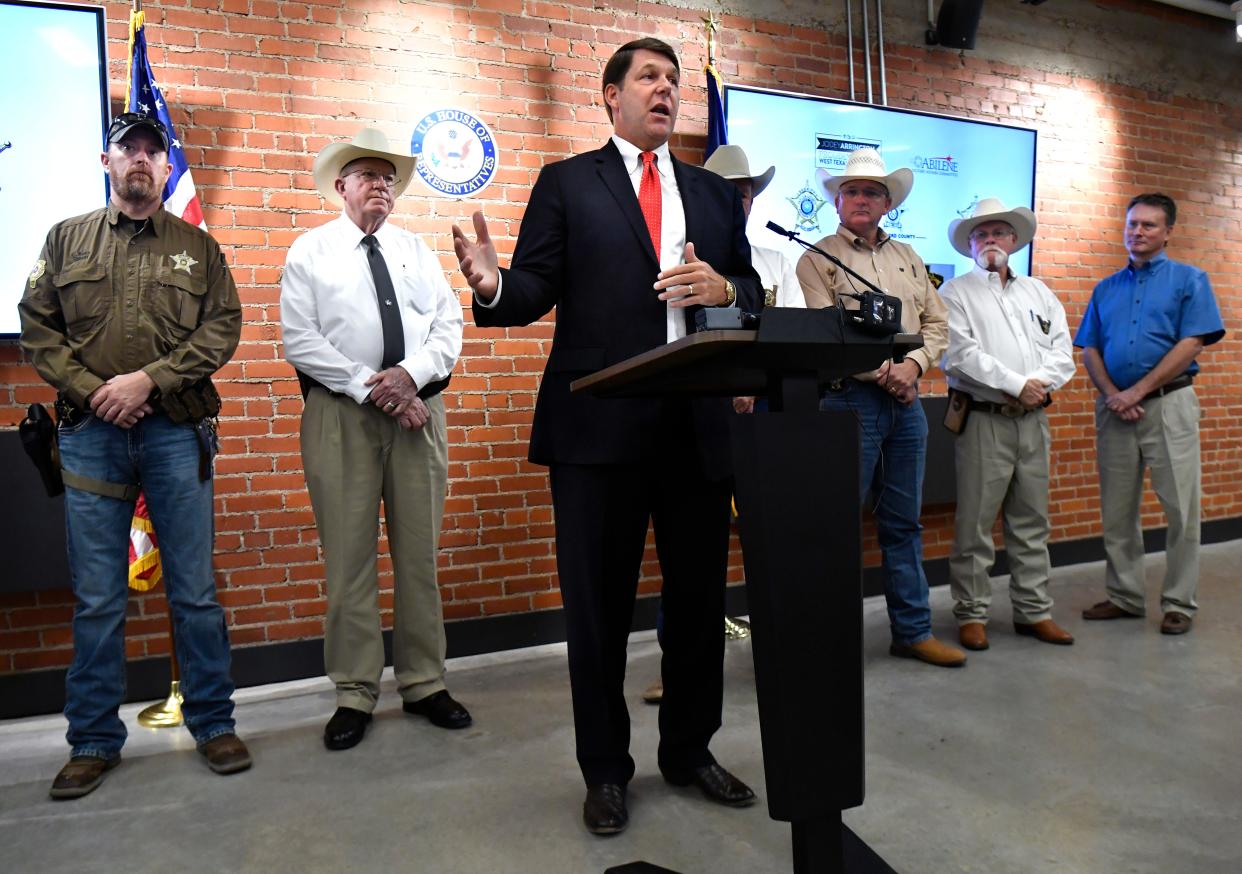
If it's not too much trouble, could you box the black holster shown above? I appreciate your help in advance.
[18,404,64,497]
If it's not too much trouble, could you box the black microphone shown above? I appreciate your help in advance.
[766,220,796,240]
[765,220,903,336]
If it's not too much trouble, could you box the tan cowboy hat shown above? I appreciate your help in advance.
[703,145,776,197]
[816,147,913,210]
[312,127,417,208]
[948,197,1037,257]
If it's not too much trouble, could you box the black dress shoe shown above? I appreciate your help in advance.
[324,706,372,751]
[583,783,628,835]
[403,690,472,729]
[663,762,757,807]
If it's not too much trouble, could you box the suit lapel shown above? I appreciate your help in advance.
[671,155,701,251]
[595,140,660,269]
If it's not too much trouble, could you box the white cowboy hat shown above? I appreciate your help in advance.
[703,144,776,197]
[947,197,1037,257]
[816,147,913,210]
[312,127,417,208]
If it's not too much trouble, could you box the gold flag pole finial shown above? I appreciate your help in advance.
[702,11,720,68]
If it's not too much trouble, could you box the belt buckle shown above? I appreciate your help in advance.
[827,379,845,393]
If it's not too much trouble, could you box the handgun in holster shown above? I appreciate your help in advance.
[18,403,64,497]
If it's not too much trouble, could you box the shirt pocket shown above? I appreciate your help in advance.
[52,263,111,333]
[152,262,208,336]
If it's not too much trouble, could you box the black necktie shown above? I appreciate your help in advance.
[362,234,405,369]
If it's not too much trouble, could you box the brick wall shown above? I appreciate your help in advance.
[1,0,1239,674]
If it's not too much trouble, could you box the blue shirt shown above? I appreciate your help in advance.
[1073,252,1224,390]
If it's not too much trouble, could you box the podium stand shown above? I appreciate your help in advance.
[573,308,922,874]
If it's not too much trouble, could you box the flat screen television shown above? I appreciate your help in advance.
[0,0,109,338]
[724,85,1037,283]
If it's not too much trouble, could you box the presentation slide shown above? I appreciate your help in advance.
[0,1,109,337]
[725,86,1037,283]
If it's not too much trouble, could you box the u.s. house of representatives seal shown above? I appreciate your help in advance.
[410,109,498,198]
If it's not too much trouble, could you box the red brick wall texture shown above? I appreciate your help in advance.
[1,0,1239,674]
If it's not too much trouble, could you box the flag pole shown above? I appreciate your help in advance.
[137,621,184,728]
[125,0,185,728]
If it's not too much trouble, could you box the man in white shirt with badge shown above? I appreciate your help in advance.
[281,128,468,751]
[938,199,1076,652]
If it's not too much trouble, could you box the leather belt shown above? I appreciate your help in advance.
[968,399,1032,418]
[1141,374,1192,402]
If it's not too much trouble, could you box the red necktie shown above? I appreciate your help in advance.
[639,151,661,257]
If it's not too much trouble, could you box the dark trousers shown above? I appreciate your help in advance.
[549,458,732,787]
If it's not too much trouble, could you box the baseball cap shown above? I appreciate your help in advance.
[106,113,170,151]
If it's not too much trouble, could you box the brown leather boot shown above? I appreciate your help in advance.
[1014,619,1075,645]
[959,623,989,651]
[889,637,967,667]
[1082,600,1142,620]
[49,754,120,800]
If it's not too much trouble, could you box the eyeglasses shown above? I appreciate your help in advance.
[839,185,889,201]
[343,168,400,188]
[970,228,1016,242]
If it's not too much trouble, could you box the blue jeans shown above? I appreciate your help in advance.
[58,412,235,758]
[820,381,932,646]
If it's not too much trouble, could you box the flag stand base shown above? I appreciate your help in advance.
[138,681,183,728]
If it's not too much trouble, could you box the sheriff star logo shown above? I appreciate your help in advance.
[170,251,198,274]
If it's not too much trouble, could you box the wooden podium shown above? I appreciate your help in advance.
[574,308,922,874]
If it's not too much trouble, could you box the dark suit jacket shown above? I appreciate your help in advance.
[473,140,761,480]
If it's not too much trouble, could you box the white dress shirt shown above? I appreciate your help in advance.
[938,264,1075,403]
[751,244,806,308]
[281,214,463,403]
[610,135,688,342]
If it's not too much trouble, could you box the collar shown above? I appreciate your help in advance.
[971,263,1014,285]
[107,201,165,236]
[611,135,672,178]
[836,223,889,251]
[337,213,393,249]
[1128,251,1168,273]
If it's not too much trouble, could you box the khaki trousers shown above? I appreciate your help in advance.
[1096,387,1201,617]
[950,407,1053,625]
[302,389,449,711]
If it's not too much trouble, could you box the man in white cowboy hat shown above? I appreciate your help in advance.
[280,127,468,751]
[938,198,1077,652]
[795,147,962,668]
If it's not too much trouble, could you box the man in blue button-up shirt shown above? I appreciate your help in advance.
[1074,193,1225,635]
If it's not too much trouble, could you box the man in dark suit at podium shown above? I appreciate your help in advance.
[452,37,761,835]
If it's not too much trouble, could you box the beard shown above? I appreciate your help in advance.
[111,167,161,205]
[974,246,1009,272]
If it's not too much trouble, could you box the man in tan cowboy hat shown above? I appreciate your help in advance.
[704,144,805,311]
[795,147,962,667]
[938,198,1077,652]
[280,127,468,751]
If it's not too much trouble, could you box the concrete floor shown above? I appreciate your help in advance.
[2,541,1241,874]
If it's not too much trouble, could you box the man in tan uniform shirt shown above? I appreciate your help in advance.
[795,148,963,668]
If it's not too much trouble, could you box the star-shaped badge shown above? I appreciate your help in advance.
[170,251,198,274]
[787,183,827,234]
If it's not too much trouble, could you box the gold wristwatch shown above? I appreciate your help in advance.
[721,278,736,306]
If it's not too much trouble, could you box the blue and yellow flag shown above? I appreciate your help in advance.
[704,63,727,159]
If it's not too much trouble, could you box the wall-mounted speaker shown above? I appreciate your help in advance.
[926,0,986,50]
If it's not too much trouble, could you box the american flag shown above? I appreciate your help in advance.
[125,10,206,591]
[126,9,205,228]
